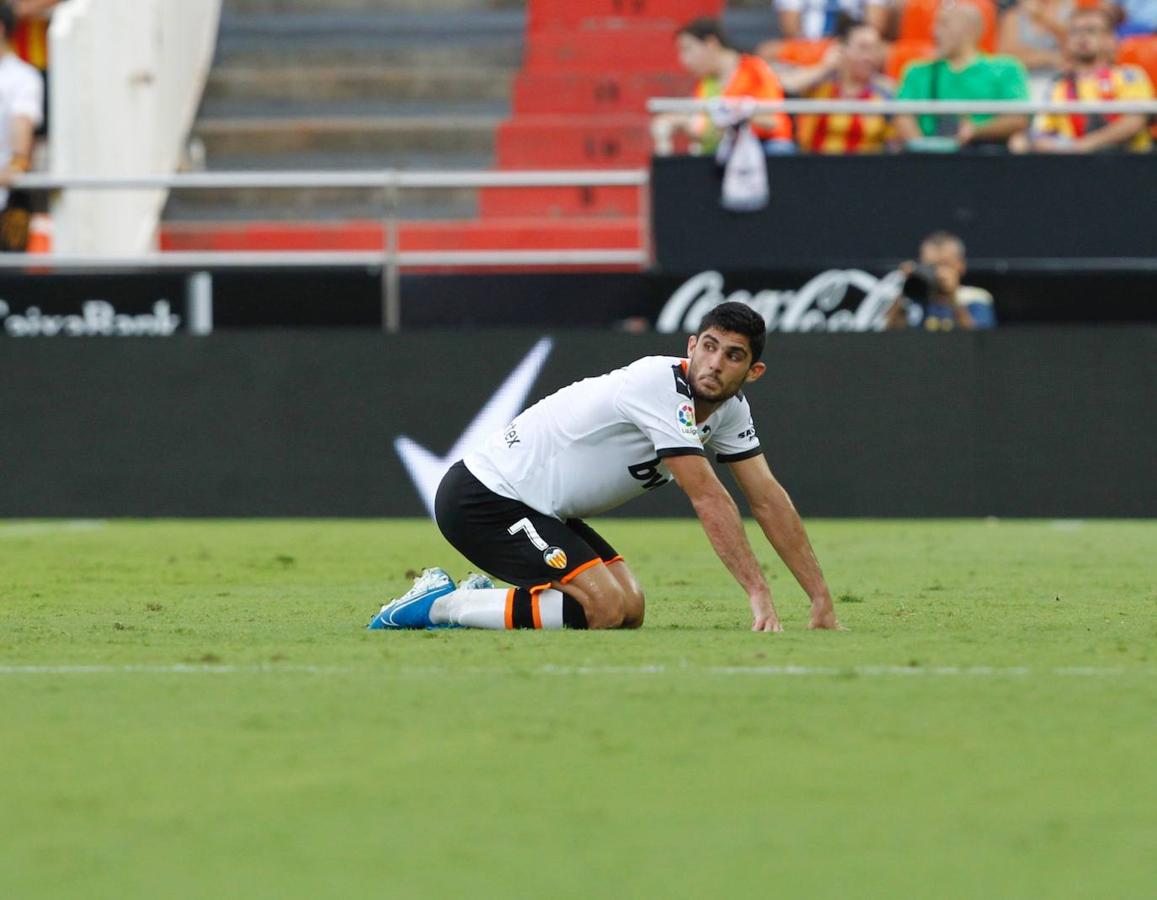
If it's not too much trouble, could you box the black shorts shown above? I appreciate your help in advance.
[434,460,621,589]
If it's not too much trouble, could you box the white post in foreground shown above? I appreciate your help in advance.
[49,0,222,255]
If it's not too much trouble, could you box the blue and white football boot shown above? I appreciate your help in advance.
[367,567,456,630]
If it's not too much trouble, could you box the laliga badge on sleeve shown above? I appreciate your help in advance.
[677,402,698,437]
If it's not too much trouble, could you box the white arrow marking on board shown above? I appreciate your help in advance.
[394,337,554,518]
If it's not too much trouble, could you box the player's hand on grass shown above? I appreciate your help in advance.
[808,597,841,631]
[750,593,783,632]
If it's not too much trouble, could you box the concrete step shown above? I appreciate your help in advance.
[165,185,481,221]
[196,150,496,170]
[164,194,477,222]
[193,113,502,160]
[214,11,525,68]
[163,149,495,224]
[205,65,513,106]
[185,5,524,224]
[199,98,510,119]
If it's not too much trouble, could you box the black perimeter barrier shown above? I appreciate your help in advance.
[2,266,1155,335]
[652,154,1157,272]
[2,329,1153,518]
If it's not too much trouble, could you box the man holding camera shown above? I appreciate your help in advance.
[885,231,996,331]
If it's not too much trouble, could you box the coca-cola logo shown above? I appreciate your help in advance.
[657,269,905,333]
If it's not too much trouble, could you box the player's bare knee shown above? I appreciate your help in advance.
[621,587,645,629]
[585,588,627,630]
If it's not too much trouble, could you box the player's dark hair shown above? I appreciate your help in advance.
[0,3,15,42]
[698,301,767,363]
[677,17,731,49]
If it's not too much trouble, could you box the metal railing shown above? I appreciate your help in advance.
[7,98,1154,331]
[647,98,1157,115]
[5,169,651,333]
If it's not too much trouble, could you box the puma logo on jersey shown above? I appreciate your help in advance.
[543,547,568,568]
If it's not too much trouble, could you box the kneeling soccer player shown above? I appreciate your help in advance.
[369,302,839,633]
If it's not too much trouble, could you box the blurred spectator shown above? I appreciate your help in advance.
[885,231,996,331]
[1024,7,1153,151]
[653,18,793,155]
[772,0,893,40]
[790,23,898,152]
[894,3,1031,149]
[10,0,62,71]
[0,1,43,251]
[1112,0,1157,35]
[10,1,62,137]
[997,0,1073,73]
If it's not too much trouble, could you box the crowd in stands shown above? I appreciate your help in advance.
[656,0,1156,155]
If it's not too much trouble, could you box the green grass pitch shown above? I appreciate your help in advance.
[1,518,1153,899]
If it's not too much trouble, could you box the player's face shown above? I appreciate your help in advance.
[686,328,766,402]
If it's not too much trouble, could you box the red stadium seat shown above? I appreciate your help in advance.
[776,38,836,68]
[525,26,683,72]
[479,1,712,252]
[528,0,723,31]
[887,39,936,81]
[1119,35,1157,87]
[513,70,695,115]
[495,116,653,168]
[478,185,641,218]
[1118,35,1157,139]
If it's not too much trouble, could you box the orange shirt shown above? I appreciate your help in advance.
[12,19,49,71]
[796,79,894,154]
[696,54,793,144]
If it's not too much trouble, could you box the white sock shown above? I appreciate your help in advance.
[430,587,567,630]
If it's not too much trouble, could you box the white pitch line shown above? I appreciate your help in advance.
[0,664,352,675]
[0,520,107,538]
[0,663,1148,678]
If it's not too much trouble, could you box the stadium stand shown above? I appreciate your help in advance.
[149,1,1157,258]
[163,0,716,259]
[163,0,526,254]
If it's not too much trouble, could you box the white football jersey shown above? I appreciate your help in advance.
[463,356,762,520]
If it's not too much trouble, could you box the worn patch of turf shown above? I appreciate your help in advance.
[0,519,1153,899]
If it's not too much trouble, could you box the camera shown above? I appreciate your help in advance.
[902,264,940,303]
